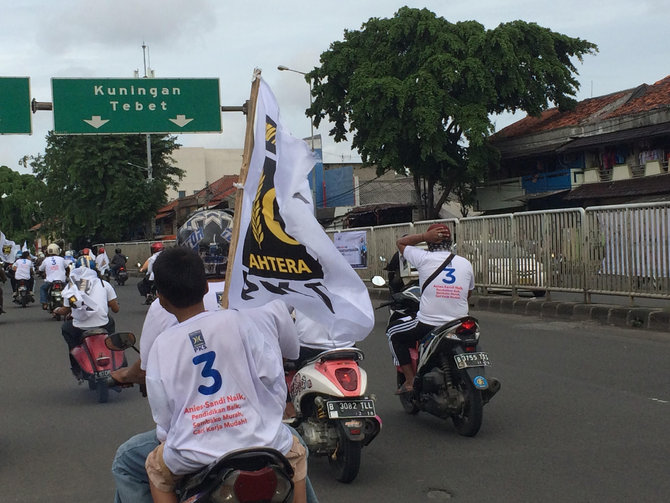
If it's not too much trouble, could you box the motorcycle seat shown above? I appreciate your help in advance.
[304,347,364,365]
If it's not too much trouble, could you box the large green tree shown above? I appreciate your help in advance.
[29,133,183,246]
[308,7,597,218]
[0,165,46,244]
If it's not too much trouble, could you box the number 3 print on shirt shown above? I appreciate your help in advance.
[441,267,456,285]
[192,351,222,396]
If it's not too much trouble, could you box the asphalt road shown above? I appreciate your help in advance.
[0,277,668,502]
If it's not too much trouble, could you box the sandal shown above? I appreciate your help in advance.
[394,384,413,395]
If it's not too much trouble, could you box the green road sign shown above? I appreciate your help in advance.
[52,78,222,134]
[0,77,31,134]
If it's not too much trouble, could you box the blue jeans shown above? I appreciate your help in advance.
[39,281,51,304]
[112,428,319,503]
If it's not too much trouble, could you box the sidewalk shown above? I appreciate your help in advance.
[368,287,670,332]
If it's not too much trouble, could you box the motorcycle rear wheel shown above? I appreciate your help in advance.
[451,376,483,437]
[396,372,419,414]
[328,430,361,483]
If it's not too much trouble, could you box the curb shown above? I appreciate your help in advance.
[369,287,668,332]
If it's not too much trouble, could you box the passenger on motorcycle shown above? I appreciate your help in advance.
[138,242,163,301]
[387,224,475,394]
[12,251,35,299]
[143,247,307,503]
[110,248,127,277]
[38,243,67,310]
[111,209,318,503]
[54,256,119,376]
[95,246,110,277]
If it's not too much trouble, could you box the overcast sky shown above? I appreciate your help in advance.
[1,0,668,174]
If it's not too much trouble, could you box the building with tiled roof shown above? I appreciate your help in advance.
[480,75,670,213]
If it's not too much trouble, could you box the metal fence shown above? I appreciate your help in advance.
[328,201,670,303]
[101,202,670,302]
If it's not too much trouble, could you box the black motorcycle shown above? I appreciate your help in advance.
[14,278,34,308]
[113,265,128,286]
[375,277,500,436]
[47,279,66,320]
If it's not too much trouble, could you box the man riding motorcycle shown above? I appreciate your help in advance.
[138,242,163,303]
[110,248,127,278]
[386,223,475,394]
[38,243,67,310]
[12,250,35,300]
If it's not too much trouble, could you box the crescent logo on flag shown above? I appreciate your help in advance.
[242,115,323,282]
[227,76,374,343]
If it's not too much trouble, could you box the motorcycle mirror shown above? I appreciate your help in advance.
[105,332,138,351]
[371,275,386,287]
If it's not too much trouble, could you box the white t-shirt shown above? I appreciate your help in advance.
[294,310,354,350]
[95,252,110,273]
[13,258,34,280]
[39,255,67,282]
[146,251,161,281]
[140,280,226,371]
[402,246,474,326]
[145,300,300,475]
[64,270,117,328]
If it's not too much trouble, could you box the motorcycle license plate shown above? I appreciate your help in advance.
[326,399,376,419]
[454,352,491,369]
[95,370,111,378]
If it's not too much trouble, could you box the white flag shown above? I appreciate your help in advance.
[227,78,374,342]
[0,232,20,262]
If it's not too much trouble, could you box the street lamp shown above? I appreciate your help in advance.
[277,65,314,151]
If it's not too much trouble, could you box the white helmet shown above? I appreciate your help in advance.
[47,243,61,255]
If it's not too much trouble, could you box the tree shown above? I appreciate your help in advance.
[0,165,46,244]
[307,7,597,218]
[29,133,183,246]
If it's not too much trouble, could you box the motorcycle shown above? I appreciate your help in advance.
[104,332,295,503]
[70,327,128,403]
[373,276,500,437]
[14,278,34,307]
[113,265,128,286]
[284,348,381,483]
[136,262,156,304]
[47,280,66,320]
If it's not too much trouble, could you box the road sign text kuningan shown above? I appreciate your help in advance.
[52,78,222,134]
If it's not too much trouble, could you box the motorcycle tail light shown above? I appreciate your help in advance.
[96,355,111,367]
[455,319,477,336]
[335,368,359,392]
[210,467,292,503]
[53,284,62,291]
[464,345,477,352]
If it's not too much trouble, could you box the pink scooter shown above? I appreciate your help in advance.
[70,328,128,403]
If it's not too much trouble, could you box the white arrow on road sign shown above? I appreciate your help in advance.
[83,116,110,129]
[169,115,194,127]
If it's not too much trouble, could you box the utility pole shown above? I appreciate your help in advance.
[136,42,154,239]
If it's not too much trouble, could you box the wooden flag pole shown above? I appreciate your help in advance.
[221,68,262,309]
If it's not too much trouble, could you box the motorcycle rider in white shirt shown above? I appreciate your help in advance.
[12,250,35,298]
[39,243,67,310]
[110,209,320,503]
